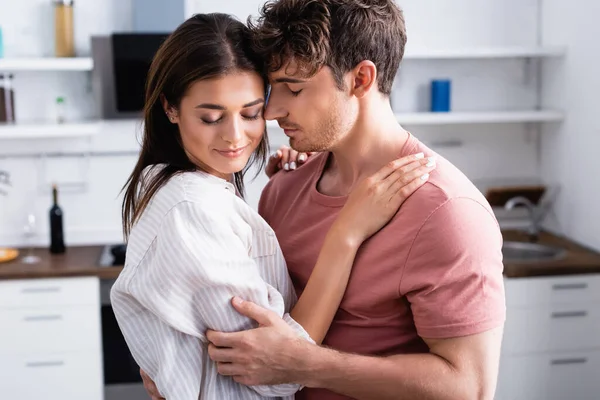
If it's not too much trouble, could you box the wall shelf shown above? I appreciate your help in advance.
[403,46,566,60]
[0,58,93,72]
[395,110,564,125]
[266,110,564,129]
[0,121,100,139]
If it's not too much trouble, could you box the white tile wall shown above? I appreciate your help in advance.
[540,0,600,250]
[0,0,562,248]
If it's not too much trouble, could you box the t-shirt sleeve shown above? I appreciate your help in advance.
[399,197,506,339]
[258,177,277,226]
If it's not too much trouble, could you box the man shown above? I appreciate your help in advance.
[144,1,506,399]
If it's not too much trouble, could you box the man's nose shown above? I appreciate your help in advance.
[264,92,286,121]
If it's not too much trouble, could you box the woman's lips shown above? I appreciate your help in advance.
[216,145,248,158]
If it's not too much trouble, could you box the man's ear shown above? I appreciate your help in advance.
[350,60,377,98]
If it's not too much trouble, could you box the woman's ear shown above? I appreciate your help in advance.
[160,94,178,123]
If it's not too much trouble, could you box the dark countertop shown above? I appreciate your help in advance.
[502,230,600,278]
[1,230,599,280]
[0,246,123,280]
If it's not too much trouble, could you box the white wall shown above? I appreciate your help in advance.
[0,0,545,247]
[540,0,600,250]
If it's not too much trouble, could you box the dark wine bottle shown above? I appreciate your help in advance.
[49,184,66,254]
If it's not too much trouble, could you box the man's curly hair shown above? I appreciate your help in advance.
[248,0,407,95]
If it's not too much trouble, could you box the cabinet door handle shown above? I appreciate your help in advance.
[23,315,63,322]
[550,358,588,366]
[26,361,65,368]
[21,287,61,294]
[552,283,588,291]
[551,310,588,319]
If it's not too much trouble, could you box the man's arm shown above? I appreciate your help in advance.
[207,196,506,399]
[297,327,503,400]
[207,300,503,400]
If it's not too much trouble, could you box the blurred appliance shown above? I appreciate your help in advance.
[91,34,169,119]
[98,244,148,400]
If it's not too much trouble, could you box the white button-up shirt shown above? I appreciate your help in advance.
[111,165,311,400]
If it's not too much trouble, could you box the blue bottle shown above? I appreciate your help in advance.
[430,79,451,112]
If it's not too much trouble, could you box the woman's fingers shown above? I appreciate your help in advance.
[288,149,299,169]
[265,149,283,178]
[383,156,436,191]
[280,146,291,170]
[370,152,426,182]
[387,160,436,199]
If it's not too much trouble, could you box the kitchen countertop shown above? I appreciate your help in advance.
[1,230,599,281]
[502,230,600,278]
[0,246,122,280]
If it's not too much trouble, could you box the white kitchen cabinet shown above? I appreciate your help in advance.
[502,305,600,355]
[505,274,600,307]
[496,350,600,400]
[496,274,600,400]
[0,351,103,400]
[0,277,103,400]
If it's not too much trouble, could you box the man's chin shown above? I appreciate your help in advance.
[289,138,320,154]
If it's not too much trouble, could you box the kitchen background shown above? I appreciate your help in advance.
[0,0,598,399]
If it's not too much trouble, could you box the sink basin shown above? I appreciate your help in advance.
[502,241,567,263]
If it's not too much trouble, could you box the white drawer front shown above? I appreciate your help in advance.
[0,351,103,400]
[0,277,99,309]
[0,306,101,354]
[505,274,600,307]
[503,305,600,355]
[496,351,600,400]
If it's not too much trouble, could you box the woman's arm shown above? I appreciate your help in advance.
[112,201,310,398]
[287,153,436,344]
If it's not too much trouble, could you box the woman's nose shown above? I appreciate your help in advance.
[220,117,244,144]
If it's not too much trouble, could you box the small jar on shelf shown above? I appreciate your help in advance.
[54,0,75,57]
[55,96,66,123]
[0,74,15,123]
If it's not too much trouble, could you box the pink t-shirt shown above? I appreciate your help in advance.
[258,133,506,400]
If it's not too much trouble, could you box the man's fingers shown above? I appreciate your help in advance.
[231,297,277,326]
[206,329,244,348]
[207,343,238,363]
[371,152,425,181]
[140,369,164,400]
[216,362,245,377]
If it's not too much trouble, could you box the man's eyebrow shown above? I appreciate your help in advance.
[273,77,307,84]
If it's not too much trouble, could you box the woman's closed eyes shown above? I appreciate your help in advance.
[200,110,263,125]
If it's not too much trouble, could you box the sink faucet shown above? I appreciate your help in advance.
[504,196,544,239]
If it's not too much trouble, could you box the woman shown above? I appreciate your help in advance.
[110,13,435,400]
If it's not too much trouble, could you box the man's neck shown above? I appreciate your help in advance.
[320,102,409,197]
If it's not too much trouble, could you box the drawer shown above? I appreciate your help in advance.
[496,350,600,400]
[0,277,99,309]
[505,274,600,307]
[0,305,102,354]
[503,305,600,355]
[0,351,103,400]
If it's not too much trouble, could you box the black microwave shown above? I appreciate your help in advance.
[91,33,170,119]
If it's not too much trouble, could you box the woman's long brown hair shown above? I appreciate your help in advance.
[122,13,269,238]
